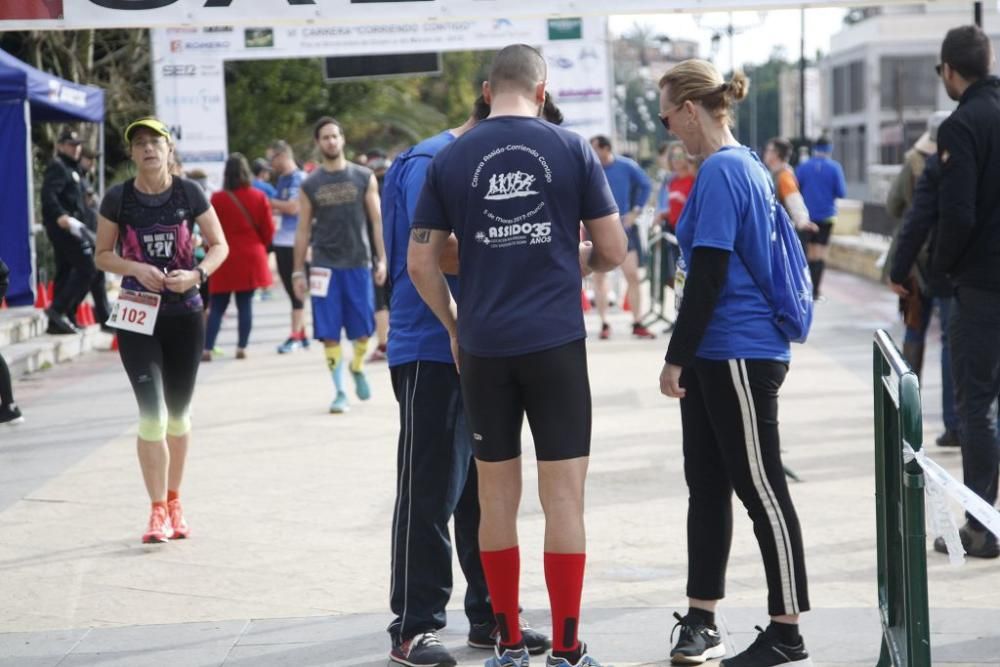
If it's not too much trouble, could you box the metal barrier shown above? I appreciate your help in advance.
[639,226,676,332]
[873,329,931,667]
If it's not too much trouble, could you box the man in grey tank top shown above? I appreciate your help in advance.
[293,117,388,414]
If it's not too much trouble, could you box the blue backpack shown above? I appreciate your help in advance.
[748,155,815,343]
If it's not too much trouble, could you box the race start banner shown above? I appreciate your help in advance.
[0,0,894,30]
[150,15,613,185]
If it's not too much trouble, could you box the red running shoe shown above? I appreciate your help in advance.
[632,323,656,339]
[142,505,173,543]
[167,499,190,539]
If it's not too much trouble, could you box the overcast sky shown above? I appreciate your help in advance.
[609,8,849,68]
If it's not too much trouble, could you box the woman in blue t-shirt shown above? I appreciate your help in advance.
[655,60,813,667]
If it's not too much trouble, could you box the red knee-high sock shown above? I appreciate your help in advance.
[544,552,586,655]
[480,546,522,647]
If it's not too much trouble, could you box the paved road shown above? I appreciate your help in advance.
[1,270,997,666]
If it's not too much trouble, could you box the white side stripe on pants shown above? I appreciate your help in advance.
[389,362,421,637]
[728,359,799,615]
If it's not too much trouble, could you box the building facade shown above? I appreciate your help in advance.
[820,2,996,201]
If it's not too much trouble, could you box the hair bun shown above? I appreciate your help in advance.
[727,71,750,102]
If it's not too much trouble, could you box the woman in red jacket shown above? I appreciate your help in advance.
[203,153,275,360]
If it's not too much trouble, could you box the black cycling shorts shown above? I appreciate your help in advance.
[459,338,591,463]
[799,219,834,247]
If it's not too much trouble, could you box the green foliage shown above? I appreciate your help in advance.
[224,57,330,161]
[225,50,493,161]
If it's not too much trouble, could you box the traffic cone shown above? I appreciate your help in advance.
[35,282,50,309]
[46,282,54,302]
[110,334,119,351]
[581,288,591,312]
[76,304,87,327]
[81,302,96,327]
[1,298,7,309]
[622,293,631,312]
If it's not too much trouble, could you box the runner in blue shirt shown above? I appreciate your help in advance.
[267,140,309,352]
[407,44,626,667]
[795,138,846,298]
[589,135,656,339]
[251,158,278,199]
[657,59,812,667]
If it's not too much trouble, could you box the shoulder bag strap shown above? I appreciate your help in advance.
[225,189,264,241]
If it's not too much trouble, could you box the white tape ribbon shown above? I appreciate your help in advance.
[904,441,1000,565]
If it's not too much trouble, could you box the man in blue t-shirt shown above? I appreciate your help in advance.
[589,135,655,340]
[795,137,846,298]
[381,98,550,667]
[268,140,309,352]
[408,43,626,667]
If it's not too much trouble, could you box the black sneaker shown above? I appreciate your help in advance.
[721,625,811,667]
[389,631,457,667]
[670,611,725,664]
[935,430,961,448]
[469,617,551,655]
[0,403,24,426]
[45,309,77,335]
[933,522,999,559]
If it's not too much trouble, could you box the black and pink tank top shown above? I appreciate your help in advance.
[100,177,211,315]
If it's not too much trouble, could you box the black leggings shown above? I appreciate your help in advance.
[274,245,304,310]
[0,352,13,406]
[117,311,204,441]
[680,358,809,617]
[459,338,591,462]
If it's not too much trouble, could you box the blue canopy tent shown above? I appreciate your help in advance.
[0,49,104,306]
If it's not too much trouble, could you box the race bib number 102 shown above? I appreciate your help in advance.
[107,289,160,336]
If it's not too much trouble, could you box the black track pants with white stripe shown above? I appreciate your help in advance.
[679,358,810,616]
[388,361,493,644]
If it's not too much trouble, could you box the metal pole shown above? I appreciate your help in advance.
[799,8,807,140]
[975,1,983,27]
[24,99,38,297]
[98,122,105,198]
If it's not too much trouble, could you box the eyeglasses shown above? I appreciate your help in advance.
[131,137,166,149]
[935,63,943,76]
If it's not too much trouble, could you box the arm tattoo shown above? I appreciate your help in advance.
[411,228,432,244]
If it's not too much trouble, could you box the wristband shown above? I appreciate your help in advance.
[195,266,208,284]
[292,271,306,279]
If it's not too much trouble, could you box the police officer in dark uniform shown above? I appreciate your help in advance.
[41,129,96,334]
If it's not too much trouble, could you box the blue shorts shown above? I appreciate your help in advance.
[311,267,375,342]
[627,225,644,263]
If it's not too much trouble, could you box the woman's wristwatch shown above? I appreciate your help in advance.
[195,266,208,285]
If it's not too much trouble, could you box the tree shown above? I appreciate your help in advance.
[0,29,153,176]
[224,50,493,161]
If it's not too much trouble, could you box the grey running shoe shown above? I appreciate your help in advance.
[485,643,530,667]
[389,631,457,667]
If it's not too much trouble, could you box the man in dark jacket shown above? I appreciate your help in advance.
[41,129,96,334]
[932,24,1000,559]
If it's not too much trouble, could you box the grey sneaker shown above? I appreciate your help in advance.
[545,643,602,667]
[485,643,530,667]
[389,631,457,667]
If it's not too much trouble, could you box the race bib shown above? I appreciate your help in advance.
[674,264,686,313]
[107,289,160,336]
[310,267,332,297]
